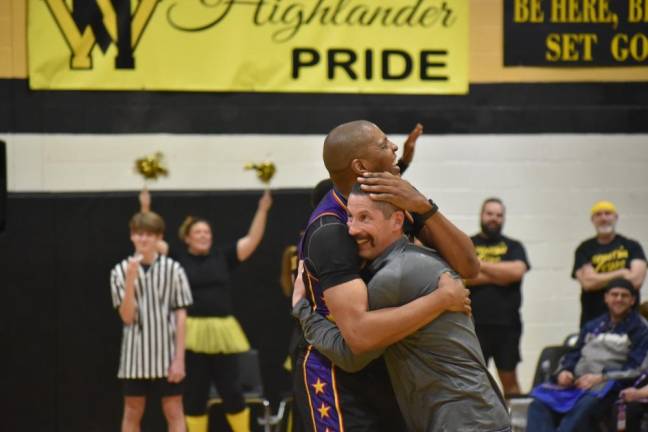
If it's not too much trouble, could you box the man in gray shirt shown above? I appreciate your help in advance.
[293,184,510,432]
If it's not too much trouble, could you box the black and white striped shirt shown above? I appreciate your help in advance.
[111,255,193,379]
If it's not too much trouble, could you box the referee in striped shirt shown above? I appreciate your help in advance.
[111,211,193,432]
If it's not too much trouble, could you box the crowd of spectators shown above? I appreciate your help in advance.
[517,200,647,432]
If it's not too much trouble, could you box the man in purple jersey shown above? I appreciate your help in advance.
[292,120,479,432]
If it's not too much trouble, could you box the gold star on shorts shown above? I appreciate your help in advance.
[318,402,331,419]
[312,378,326,395]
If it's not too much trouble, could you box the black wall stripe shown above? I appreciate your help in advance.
[0,140,5,232]
[2,79,647,134]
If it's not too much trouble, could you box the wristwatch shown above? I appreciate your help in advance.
[419,199,439,222]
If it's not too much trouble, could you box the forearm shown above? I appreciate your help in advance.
[418,213,479,278]
[237,207,269,261]
[479,261,526,285]
[294,299,381,372]
[628,261,647,288]
[559,338,585,372]
[248,205,269,244]
[173,309,186,361]
[465,271,494,287]
[139,188,151,213]
[605,369,643,381]
[119,280,138,325]
[638,385,648,398]
[578,269,628,292]
[339,290,449,353]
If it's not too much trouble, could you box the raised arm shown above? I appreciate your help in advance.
[416,211,480,278]
[396,123,422,174]
[137,187,169,255]
[118,257,140,325]
[139,187,151,213]
[357,172,479,277]
[237,190,272,262]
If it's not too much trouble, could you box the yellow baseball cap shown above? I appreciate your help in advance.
[591,200,617,215]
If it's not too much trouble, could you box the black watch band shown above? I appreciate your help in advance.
[419,199,439,222]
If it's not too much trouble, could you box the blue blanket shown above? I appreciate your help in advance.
[530,381,616,413]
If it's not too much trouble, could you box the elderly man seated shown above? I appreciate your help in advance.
[527,278,648,432]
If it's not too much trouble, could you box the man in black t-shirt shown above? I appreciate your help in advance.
[292,120,479,432]
[466,197,530,397]
[572,200,647,327]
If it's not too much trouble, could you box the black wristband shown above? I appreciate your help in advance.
[419,199,439,222]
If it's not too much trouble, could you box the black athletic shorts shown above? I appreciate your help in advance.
[292,339,407,432]
[474,323,522,371]
[121,378,184,397]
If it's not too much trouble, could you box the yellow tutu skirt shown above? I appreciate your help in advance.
[185,316,250,354]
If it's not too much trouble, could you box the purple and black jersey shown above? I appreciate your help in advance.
[299,189,360,318]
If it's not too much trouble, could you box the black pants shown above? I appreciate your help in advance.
[184,350,246,415]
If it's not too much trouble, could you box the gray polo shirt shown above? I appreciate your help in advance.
[295,237,510,432]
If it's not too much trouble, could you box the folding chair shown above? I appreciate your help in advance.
[208,349,273,432]
[267,395,292,432]
[508,342,574,431]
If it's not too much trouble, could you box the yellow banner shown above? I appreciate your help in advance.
[29,0,469,94]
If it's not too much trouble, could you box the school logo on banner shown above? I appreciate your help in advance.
[29,0,469,94]
[43,0,159,69]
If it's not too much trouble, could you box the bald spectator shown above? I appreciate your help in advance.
[573,201,647,328]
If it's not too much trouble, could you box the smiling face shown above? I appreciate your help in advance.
[604,287,635,320]
[591,210,617,237]
[184,221,213,255]
[347,193,404,261]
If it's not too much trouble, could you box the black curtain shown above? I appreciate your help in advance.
[1,189,311,432]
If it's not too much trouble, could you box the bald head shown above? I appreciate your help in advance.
[323,120,379,174]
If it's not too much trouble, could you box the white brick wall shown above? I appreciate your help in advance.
[402,134,648,390]
[2,132,647,391]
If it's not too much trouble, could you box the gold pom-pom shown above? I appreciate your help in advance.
[244,161,276,185]
[135,152,168,181]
